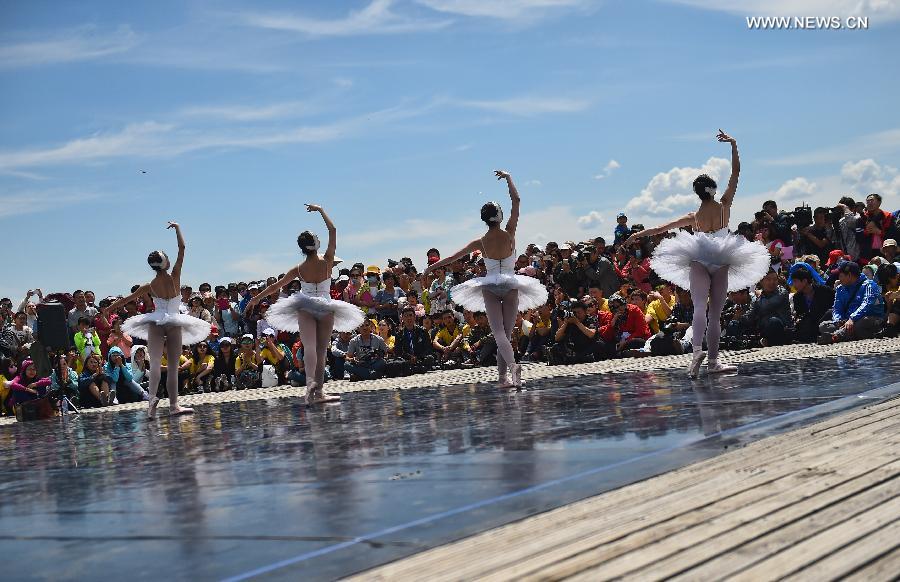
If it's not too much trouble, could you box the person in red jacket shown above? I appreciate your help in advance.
[598,294,651,357]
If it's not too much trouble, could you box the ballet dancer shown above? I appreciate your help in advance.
[246,204,365,405]
[424,171,547,389]
[104,222,211,418]
[625,130,769,378]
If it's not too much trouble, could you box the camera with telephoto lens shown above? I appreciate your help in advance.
[780,205,813,230]
[660,317,678,335]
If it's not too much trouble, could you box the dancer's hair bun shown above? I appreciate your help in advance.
[481,202,504,225]
[147,250,167,271]
[297,231,321,255]
[693,174,718,201]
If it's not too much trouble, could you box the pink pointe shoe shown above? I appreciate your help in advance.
[688,351,706,379]
[707,360,738,375]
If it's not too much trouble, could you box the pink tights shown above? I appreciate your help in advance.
[689,262,729,362]
[482,289,519,379]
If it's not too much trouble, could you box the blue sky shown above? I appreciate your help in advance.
[2,0,899,302]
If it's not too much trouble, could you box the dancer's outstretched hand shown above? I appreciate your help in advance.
[167,221,180,230]
[305,204,323,213]
[716,129,735,144]
[623,233,639,247]
[494,170,511,181]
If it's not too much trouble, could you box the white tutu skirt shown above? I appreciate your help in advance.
[266,292,366,333]
[449,274,548,312]
[650,229,771,292]
[121,312,212,345]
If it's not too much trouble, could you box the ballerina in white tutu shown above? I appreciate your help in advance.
[245,204,365,405]
[104,222,211,418]
[625,130,769,378]
[424,171,548,389]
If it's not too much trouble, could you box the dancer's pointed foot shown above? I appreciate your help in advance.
[510,363,523,389]
[305,382,318,406]
[169,405,194,416]
[495,379,515,389]
[148,396,160,419]
[688,351,707,379]
[707,360,738,375]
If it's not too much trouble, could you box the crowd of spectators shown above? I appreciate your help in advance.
[2,192,900,417]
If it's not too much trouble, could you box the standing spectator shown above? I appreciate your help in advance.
[373,272,404,323]
[789,265,835,343]
[614,212,630,246]
[819,262,885,343]
[427,266,451,316]
[188,295,214,325]
[73,317,101,363]
[861,193,892,261]
[8,312,34,358]
[67,290,98,335]
[834,197,862,261]
[588,239,621,298]
[106,317,133,358]
[17,289,42,331]
[345,320,388,380]
[215,288,241,339]
[800,207,835,265]
[178,285,193,314]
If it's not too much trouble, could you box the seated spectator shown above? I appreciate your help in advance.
[159,343,191,398]
[328,332,353,381]
[398,290,426,319]
[73,317,102,363]
[819,262,886,343]
[550,301,597,364]
[259,328,290,385]
[789,264,835,343]
[877,263,900,337]
[881,239,899,265]
[0,358,14,415]
[130,345,150,390]
[597,294,651,357]
[235,334,263,390]
[6,358,51,410]
[463,312,497,367]
[388,307,436,376]
[374,273,404,323]
[190,341,215,393]
[50,354,79,406]
[649,287,694,356]
[211,337,237,391]
[644,284,675,335]
[346,320,388,380]
[744,270,793,347]
[618,249,653,293]
[587,285,610,313]
[104,346,147,403]
[524,303,555,362]
[427,266,451,316]
[376,320,396,356]
[79,353,112,407]
[432,310,466,366]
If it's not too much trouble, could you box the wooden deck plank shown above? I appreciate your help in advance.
[842,543,900,582]
[351,399,900,582]
[783,519,900,581]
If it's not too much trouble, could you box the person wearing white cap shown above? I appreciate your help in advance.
[626,130,768,378]
[882,239,898,264]
[245,204,364,405]
[424,171,547,389]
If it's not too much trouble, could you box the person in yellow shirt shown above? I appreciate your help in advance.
[432,310,465,366]
[259,328,290,384]
[160,342,191,398]
[588,285,610,313]
[377,320,396,356]
[190,341,215,393]
[645,283,677,335]
[235,334,263,390]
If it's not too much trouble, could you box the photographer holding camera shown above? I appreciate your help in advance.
[800,207,836,265]
[597,293,651,358]
[346,319,388,380]
[549,301,597,364]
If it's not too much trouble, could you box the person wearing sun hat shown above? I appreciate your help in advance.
[789,263,834,343]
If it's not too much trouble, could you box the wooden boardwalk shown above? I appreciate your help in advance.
[352,396,900,582]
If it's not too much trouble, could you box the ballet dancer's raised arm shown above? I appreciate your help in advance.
[103,284,151,319]
[624,214,695,247]
[717,129,739,209]
[167,221,186,283]
[424,240,482,275]
[495,170,519,238]
[307,204,336,264]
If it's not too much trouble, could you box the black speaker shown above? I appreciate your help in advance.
[37,301,71,350]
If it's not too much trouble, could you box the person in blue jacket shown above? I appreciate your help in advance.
[104,346,149,403]
[819,261,885,343]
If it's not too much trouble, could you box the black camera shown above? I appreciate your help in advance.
[781,205,813,230]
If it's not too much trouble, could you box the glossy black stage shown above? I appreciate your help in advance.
[2,353,899,581]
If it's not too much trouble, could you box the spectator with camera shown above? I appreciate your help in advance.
[721,288,755,348]
[73,317,101,363]
[50,353,79,406]
[104,346,148,403]
[789,264,835,343]
[17,289,42,332]
[550,300,597,364]
[523,302,555,362]
[345,319,388,380]
[234,334,263,390]
[800,207,836,265]
[860,193,893,262]
[598,293,652,357]
[389,307,436,376]
[819,261,885,344]
[648,287,694,356]
[587,238,621,299]
[79,353,112,407]
[215,288,241,339]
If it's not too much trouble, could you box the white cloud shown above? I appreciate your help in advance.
[0,25,140,68]
[0,189,105,218]
[237,0,452,37]
[841,159,900,198]
[662,0,900,22]
[416,0,587,20]
[179,101,315,122]
[454,96,590,116]
[593,159,620,180]
[773,176,817,203]
[624,156,731,217]
[524,179,542,186]
[577,210,604,227]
